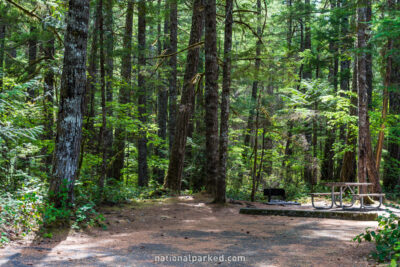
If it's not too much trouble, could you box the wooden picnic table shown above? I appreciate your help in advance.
[322,182,372,208]
[311,182,383,210]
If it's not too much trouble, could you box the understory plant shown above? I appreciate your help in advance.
[0,191,42,246]
[355,211,400,265]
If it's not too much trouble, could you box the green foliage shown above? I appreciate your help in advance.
[42,232,53,239]
[355,212,400,263]
[0,191,42,246]
[71,203,105,230]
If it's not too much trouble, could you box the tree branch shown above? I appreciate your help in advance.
[5,0,63,44]
[152,41,204,59]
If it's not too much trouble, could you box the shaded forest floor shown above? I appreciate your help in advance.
[1,194,378,266]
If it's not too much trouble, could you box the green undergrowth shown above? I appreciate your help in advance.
[0,180,182,247]
[355,207,400,266]
[0,191,42,246]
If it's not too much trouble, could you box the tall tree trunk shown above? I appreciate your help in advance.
[98,0,107,195]
[255,126,267,194]
[0,19,5,91]
[303,0,313,185]
[383,0,400,190]
[111,0,133,182]
[322,1,339,181]
[42,36,55,168]
[282,0,294,183]
[27,26,37,101]
[287,0,292,52]
[214,0,233,203]
[303,0,312,79]
[137,0,148,187]
[155,0,169,183]
[104,0,114,178]
[357,0,381,193]
[375,36,392,172]
[336,0,352,179]
[85,0,100,149]
[168,0,178,151]
[366,4,373,108]
[49,0,90,208]
[78,0,101,179]
[340,53,357,182]
[244,0,262,147]
[282,121,293,183]
[164,0,205,192]
[204,0,219,194]
[251,92,261,202]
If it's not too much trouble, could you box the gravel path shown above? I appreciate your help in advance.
[0,196,378,266]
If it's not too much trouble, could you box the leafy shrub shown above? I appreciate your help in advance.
[43,187,105,230]
[71,202,105,230]
[354,212,400,265]
[0,191,42,246]
[385,185,400,200]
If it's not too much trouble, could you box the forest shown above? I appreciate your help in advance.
[0,0,400,265]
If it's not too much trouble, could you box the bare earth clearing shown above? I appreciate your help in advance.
[1,195,378,266]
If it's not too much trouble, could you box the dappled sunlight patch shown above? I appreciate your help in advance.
[303,229,352,241]
[179,202,207,208]
[2,195,379,266]
[178,195,194,201]
[182,219,197,223]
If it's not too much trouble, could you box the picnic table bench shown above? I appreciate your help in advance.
[310,182,385,210]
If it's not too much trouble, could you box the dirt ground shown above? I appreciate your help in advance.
[0,194,378,266]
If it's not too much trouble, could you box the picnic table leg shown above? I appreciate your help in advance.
[333,187,341,207]
[311,194,334,209]
[377,195,382,209]
[311,195,316,209]
[340,186,343,208]
[347,186,355,208]
[360,196,364,210]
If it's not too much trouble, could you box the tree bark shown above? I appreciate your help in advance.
[375,36,392,172]
[282,121,293,183]
[255,126,267,195]
[322,1,339,181]
[137,0,148,187]
[78,0,101,179]
[164,0,205,192]
[49,0,90,207]
[357,0,382,193]
[204,0,219,194]
[214,0,233,203]
[98,0,107,195]
[84,0,101,151]
[42,36,55,169]
[104,0,114,178]
[154,0,169,183]
[251,92,261,202]
[244,0,262,148]
[111,0,133,181]
[168,0,178,151]
[340,55,357,182]
[27,26,37,101]
[383,0,400,190]
[286,0,292,52]
[336,0,351,179]
[303,0,312,79]
[302,0,313,185]
[0,19,5,91]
